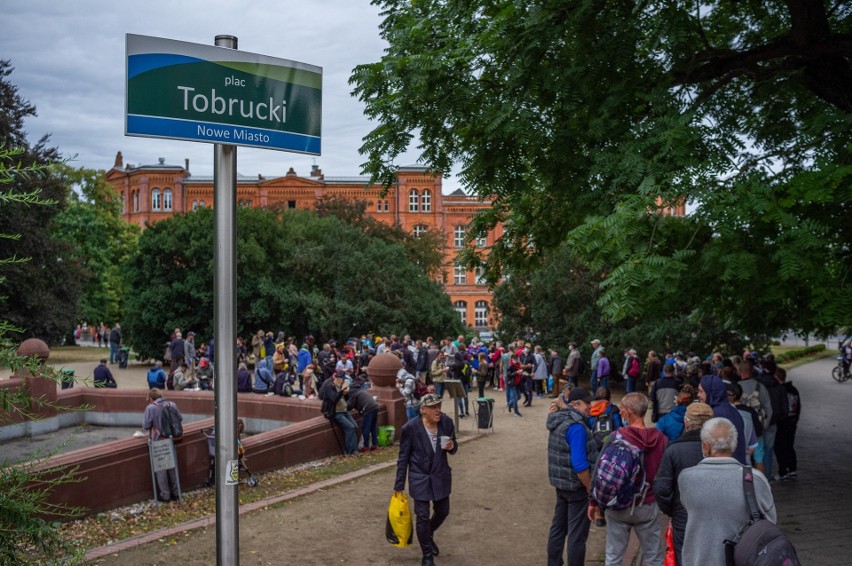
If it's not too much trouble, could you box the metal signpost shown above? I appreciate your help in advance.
[148,438,181,505]
[126,34,321,566]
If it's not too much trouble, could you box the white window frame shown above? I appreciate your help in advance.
[474,301,488,327]
[454,225,465,248]
[163,188,173,211]
[454,301,467,325]
[475,267,487,285]
[199,200,206,208]
[421,189,432,212]
[413,224,428,238]
[454,264,466,285]
[192,200,198,211]
[409,189,419,212]
[151,188,161,211]
[132,191,139,212]
[384,200,390,212]
[476,235,487,247]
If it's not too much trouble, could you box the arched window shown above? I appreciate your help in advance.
[192,200,198,211]
[199,200,206,208]
[421,189,432,212]
[120,192,126,214]
[412,224,428,238]
[377,200,382,213]
[163,188,173,211]
[151,188,161,211]
[384,200,390,212]
[474,301,489,327]
[454,263,466,285]
[132,191,139,212]
[454,225,465,248]
[409,189,419,212]
[454,301,467,325]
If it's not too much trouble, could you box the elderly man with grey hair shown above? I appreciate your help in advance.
[678,417,777,566]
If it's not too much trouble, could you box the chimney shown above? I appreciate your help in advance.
[286,167,297,176]
[185,158,190,173]
[114,151,123,168]
[158,157,165,165]
[310,164,322,177]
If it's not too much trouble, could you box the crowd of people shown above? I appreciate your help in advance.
[132,327,803,565]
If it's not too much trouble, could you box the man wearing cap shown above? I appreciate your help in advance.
[320,372,358,455]
[546,387,598,566]
[590,339,603,391]
[653,402,714,566]
[394,393,458,566]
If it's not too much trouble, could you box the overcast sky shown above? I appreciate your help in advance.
[4,0,456,189]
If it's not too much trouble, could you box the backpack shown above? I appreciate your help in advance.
[628,356,640,379]
[591,435,648,512]
[414,379,428,400]
[724,467,801,566]
[592,411,616,450]
[274,373,293,397]
[784,385,800,420]
[158,401,183,441]
[745,385,768,430]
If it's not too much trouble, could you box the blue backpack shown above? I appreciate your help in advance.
[591,434,647,512]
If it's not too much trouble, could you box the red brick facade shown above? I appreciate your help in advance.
[105,153,500,330]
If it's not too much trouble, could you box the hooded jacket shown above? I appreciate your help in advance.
[254,359,274,392]
[700,374,747,464]
[656,404,686,443]
[653,427,703,532]
[617,425,668,505]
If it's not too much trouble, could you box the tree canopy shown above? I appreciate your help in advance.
[0,60,85,343]
[123,207,462,360]
[50,166,139,327]
[351,0,852,339]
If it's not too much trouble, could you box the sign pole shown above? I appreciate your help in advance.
[213,33,239,566]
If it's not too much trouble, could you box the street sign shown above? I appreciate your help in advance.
[150,438,176,472]
[126,34,322,154]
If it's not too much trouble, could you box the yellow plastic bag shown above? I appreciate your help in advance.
[386,492,413,547]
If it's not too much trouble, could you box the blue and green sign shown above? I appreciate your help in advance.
[126,34,322,154]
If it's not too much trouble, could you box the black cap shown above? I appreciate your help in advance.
[567,388,593,403]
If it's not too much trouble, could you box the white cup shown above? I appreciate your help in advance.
[440,435,452,449]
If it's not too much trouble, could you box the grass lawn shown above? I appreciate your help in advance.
[46,346,109,365]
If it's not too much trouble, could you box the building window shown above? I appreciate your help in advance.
[413,224,428,238]
[409,189,419,212]
[163,188,173,211]
[454,264,466,285]
[120,192,126,214]
[288,200,296,209]
[192,200,198,211]
[377,200,382,213]
[132,191,139,212]
[384,200,390,212]
[476,235,487,247]
[239,199,252,207]
[199,200,206,208]
[474,301,489,327]
[422,189,432,212]
[151,188,161,211]
[454,225,465,248]
[454,301,467,325]
[475,267,487,285]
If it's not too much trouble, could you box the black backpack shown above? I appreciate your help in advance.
[724,467,800,566]
[159,401,183,441]
[592,411,616,449]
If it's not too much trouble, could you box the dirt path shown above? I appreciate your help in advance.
[89,394,610,565]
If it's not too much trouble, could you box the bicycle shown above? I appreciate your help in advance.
[832,355,850,382]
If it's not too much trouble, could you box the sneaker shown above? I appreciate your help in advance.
[359,447,369,453]
[787,471,797,478]
[266,392,275,396]
[369,445,378,451]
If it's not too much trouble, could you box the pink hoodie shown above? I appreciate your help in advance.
[617,425,668,505]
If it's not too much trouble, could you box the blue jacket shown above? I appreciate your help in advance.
[297,348,312,373]
[700,374,747,464]
[656,404,686,443]
[147,367,167,389]
[254,359,274,392]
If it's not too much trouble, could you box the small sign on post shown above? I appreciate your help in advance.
[148,438,182,504]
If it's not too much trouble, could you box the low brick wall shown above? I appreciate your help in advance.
[26,389,391,516]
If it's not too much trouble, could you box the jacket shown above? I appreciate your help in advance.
[253,359,274,392]
[651,376,680,422]
[394,414,457,501]
[546,408,598,492]
[652,428,703,533]
[565,349,581,377]
[700,374,747,464]
[616,425,668,505]
[147,367,167,388]
[655,404,686,442]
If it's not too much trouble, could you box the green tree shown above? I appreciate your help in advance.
[50,166,139,327]
[494,242,748,360]
[351,1,852,339]
[123,207,461,360]
[0,60,85,343]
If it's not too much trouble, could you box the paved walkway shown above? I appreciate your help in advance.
[83,357,848,564]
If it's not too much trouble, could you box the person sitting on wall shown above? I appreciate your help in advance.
[147,361,167,390]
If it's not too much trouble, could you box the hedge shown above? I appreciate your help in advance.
[775,344,826,363]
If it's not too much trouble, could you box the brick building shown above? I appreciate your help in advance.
[105,152,501,330]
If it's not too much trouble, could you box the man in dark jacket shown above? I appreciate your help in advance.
[93,359,117,388]
[546,387,597,566]
[549,349,565,398]
[653,402,714,566]
[394,394,458,566]
[109,323,122,364]
[698,374,747,464]
[347,380,379,451]
[651,363,680,422]
[169,331,185,371]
